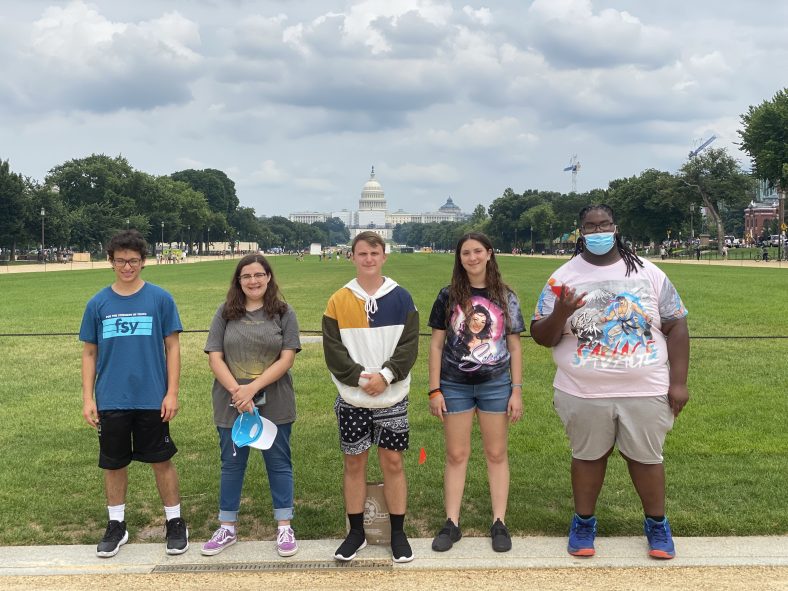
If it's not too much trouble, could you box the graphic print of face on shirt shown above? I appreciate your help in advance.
[570,287,655,360]
[451,296,505,371]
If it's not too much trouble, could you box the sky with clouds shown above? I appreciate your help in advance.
[1,0,785,217]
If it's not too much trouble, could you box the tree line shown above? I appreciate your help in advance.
[0,154,349,260]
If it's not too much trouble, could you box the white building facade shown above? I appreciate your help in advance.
[290,167,468,242]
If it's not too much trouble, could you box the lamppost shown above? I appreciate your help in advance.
[530,226,533,253]
[689,205,694,240]
[40,207,45,263]
[207,227,211,256]
[187,224,191,254]
[549,222,553,254]
[161,221,164,263]
[126,218,130,230]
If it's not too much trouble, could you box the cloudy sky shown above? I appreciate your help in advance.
[1,1,785,217]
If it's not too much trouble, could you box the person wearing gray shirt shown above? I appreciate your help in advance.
[201,254,302,558]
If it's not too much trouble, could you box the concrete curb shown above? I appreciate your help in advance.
[2,535,788,577]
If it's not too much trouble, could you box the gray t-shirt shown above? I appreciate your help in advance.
[204,303,301,427]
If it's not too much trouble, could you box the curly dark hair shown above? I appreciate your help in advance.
[573,204,644,277]
[107,230,148,261]
[223,254,288,321]
[449,232,513,330]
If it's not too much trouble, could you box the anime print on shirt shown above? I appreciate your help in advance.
[533,258,687,398]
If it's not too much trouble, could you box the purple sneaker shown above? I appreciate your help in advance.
[277,526,298,557]
[201,527,237,556]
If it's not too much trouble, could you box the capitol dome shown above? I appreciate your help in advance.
[359,166,386,210]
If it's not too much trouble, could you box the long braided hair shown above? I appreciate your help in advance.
[572,204,644,277]
[448,232,513,330]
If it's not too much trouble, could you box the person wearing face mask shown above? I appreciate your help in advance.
[530,204,690,561]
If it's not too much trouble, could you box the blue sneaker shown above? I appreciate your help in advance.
[644,517,675,559]
[567,514,597,557]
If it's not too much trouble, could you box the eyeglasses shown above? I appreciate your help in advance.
[112,258,142,268]
[581,221,616,233]
[239,272,268,282]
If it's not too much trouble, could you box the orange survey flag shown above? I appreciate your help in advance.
[418,447,427,465]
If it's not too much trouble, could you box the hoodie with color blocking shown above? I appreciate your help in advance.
[322,277,419,408]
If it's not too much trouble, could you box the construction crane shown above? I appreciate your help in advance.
[688,135,716,158]
[563,155,581,193]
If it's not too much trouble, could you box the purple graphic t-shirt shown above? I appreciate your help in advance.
[428,286,524,384]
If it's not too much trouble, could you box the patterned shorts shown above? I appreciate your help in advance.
[334,395,409,455]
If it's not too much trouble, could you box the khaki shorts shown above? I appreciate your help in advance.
[553,389,674,464]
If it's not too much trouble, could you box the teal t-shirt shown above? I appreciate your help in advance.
[79,282,182,411]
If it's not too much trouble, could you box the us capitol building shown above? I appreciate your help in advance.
[289,167,468,240]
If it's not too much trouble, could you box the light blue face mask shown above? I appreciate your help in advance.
[584,231,616,255]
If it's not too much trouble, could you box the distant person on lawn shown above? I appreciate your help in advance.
[531,204,689,560]
[79,230,188,558]
[201,254,302,558]
[322,231,419,564]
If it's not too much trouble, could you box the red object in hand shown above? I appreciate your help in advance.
[548,277,563,296]
[418,447,427,465]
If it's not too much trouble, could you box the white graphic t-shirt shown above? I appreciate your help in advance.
[533,257,687,398]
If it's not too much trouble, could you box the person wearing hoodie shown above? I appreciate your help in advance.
[322,231,419,564]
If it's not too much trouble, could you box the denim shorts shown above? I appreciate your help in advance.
[440,372,512,414]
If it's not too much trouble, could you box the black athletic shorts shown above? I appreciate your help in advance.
[97,410,178,469]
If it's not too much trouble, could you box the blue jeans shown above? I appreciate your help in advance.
[216,422,294,522]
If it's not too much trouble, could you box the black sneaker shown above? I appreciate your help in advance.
[391,530,414,563]
[165,517,189,555]
[334,529,366,561]
[431,518,462,552]
[490,518,512,552]
[96,520,128,558]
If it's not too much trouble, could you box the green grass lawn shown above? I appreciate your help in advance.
[0,254,786,545]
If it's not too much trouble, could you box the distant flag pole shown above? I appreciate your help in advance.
[418,447,427,465]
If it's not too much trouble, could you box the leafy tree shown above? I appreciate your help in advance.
[606,170,685,244]
[47,154,135,210]
[27,181,71,250]
[679,148,753,253]
[739,88,788,191]
[311,217,350,245]
[171,169,239,217]
[519,203,555,249]
[0,159,30,260]
[739,88,788,232]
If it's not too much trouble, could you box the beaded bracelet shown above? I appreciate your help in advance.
[511,383,523,388]
[428,387,442,399]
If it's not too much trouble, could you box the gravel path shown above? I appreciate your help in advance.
[3,567,788,591]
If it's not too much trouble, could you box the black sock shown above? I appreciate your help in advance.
[646,514,665,522]
[348,512,364,532]
[577,514,594,520]
[390,513,405,534]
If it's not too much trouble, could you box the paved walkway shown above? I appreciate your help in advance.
[2,253,787,274]
[2,535,788,577]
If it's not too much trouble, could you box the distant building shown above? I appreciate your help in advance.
[290,167,468,241]
[288,211,329,224]
[744,180,780,241]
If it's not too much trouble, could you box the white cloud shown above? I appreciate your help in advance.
[428,117,538,149]
[386,162,458,184]
[249,159,289,184]
[462,5,491,25]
